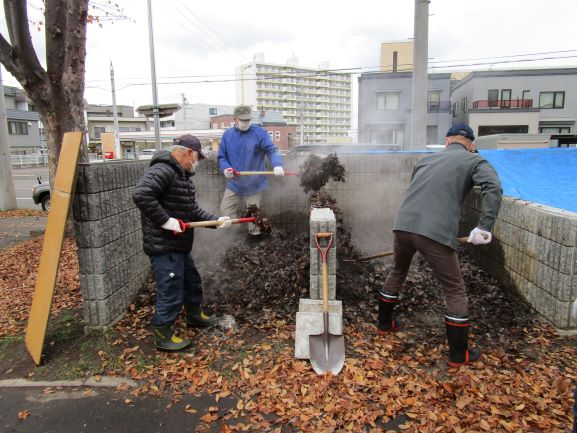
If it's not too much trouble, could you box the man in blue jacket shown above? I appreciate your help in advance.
[218,105,284,237]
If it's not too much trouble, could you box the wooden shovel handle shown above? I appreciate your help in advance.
[347,236,469,262]
[183,217,255,228]
[233,170,298,176]
[314,232,334,313]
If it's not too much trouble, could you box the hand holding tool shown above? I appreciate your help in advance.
[467,227,492,245]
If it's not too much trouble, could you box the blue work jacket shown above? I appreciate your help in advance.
[217,124,283,195]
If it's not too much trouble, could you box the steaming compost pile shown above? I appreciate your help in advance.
[299,153,346,193]
[205,187,538,351]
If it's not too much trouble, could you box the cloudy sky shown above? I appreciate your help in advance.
[3,0,577,111]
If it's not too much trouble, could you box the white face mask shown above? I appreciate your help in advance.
[191,160,199,172]
[237,120,251,131]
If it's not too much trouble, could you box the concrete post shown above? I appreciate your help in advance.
[410,0,430,150]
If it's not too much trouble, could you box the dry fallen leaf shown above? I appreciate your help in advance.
[17,410,30,421]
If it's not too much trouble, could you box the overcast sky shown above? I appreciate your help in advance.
[3,0,577,111]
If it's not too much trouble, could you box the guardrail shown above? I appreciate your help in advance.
[10,154,48,168]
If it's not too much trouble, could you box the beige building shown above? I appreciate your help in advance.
[380,41,413,72]
[236,54,352,144]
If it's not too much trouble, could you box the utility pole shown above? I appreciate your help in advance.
[110,61,121,159]
[181,94,188,129]
[147,0,161,150]
[410,0,430,150]
[0,67,17,210]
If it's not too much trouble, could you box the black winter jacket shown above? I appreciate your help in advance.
[132,150,217,255]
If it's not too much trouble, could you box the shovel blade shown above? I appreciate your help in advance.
[309,333,345,375]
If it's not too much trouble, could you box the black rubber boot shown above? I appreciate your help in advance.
[377,291,399,334]
[153,325,191,352]
[185,304,216,327]
[445,315,481,366]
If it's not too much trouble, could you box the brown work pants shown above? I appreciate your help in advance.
[382,231,468,316]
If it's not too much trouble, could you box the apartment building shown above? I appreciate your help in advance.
[451,68,577,138]
[357,72,452,149]
[3,85,41,154]
[236,54,352,144]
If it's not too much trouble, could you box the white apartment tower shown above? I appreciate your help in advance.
[236,54,352,144]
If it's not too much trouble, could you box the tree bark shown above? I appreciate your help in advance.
[0,0,89,183]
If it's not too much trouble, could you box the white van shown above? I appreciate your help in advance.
[139,149,156,160]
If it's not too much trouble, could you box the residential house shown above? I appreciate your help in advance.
[174,103,235,130]
[357,72,452,149]
[3,85,41,154]
[451,67,577,138]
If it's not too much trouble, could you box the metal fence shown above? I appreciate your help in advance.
[10,154,48,168]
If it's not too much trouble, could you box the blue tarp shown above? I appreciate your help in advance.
[479,148,577,213]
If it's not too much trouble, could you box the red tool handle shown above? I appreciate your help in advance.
[182,217,256,229]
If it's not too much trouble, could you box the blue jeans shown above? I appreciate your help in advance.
[149,252,203,326]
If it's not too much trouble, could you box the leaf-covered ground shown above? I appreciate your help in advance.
[1,210,576,432]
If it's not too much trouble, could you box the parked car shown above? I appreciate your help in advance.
[139,149,156,160]
[32,177,51,211]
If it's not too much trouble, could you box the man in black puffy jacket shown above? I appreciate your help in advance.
[378,124,502,366]
[133,134,232,352]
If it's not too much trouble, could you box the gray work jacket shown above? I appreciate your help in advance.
[393,143,502,250]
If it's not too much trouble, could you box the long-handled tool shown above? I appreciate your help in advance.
[343,236,469,262]
[182,217,255,229]
[232,170,298,176]
[309,232,345,375]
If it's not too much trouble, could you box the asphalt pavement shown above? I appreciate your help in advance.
[0,379,230,433]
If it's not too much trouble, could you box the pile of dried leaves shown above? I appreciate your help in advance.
[1,194,576,431]
[105,190,576,432]
[0,236,80,337]
[0,209,45,219]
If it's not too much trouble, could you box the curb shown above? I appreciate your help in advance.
[0,376,138,388]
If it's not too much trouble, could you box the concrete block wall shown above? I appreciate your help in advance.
[462,191,577,331]
[73,161,151,328]
[73,153,577,332]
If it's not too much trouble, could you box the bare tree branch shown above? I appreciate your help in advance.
[44,0,66,83]
[2,0,45,76]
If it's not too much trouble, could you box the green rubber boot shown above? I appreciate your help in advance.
[185,304,216,327]
[153,325,191,352]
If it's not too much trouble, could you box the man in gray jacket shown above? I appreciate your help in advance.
[378,123,502,366]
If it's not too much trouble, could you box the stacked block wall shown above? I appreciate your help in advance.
[462,192,577,331]
[73,154,577,332]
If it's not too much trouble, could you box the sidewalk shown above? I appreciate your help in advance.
[0,215,47,249]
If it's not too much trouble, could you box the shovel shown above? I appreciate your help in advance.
[309,232,345,375]
[182,217,256,229]
[343,236,469,262]
[232,170,298,176]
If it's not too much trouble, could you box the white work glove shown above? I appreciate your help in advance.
[273,166,285,177]
[217,216,232,229]
[161,217,182,233]
[467,227,492,245]
[224,168,235,179]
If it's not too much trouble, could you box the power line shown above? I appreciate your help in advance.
[85,48,577,85]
